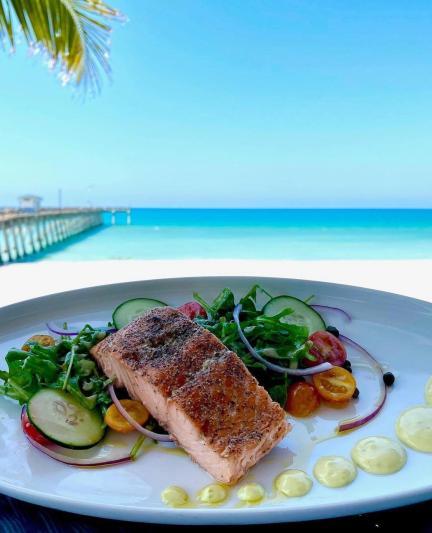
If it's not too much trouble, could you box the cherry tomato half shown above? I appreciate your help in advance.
[285,381,320,417]
[312,367,356,403]
[306,331,347,367]
[21,410,52,446]
[178,301,207,320]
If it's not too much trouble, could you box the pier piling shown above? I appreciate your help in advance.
[0,209,104,264]
[108,208,131,225]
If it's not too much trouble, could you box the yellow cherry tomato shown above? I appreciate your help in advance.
[105,400,149,433]
[22,334,55,352]
[312,367,356,403]
[285,381,320,417]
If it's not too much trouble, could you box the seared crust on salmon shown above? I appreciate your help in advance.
[91,307,290,484]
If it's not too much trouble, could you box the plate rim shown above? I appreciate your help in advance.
[0,275,431,524]
[0,475,430,525]
[2,274,432,317]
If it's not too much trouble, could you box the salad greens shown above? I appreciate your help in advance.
[193,285,314,407]
[0,325,112,414]
[0,285,319,413]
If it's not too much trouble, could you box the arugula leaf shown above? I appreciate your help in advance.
[22,354,58,382]
[26,344,59,363]
[194,288,235,319]
[239,284,273,316]
[76,359,96,377]
[2,378,33,403]
[211,288,235,317]
[6,350,38,389]
[64,375,97,410]
[193,292,213,317]
[268,380,289,407]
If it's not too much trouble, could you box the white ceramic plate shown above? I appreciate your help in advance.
[0,277,431,524]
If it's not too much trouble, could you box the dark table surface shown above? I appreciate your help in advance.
[1,495,430,533]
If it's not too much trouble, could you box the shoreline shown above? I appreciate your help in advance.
[1,259,431,306]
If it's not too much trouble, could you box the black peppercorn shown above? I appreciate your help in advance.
[383,372,395,386]
[326,325,340,338]
[342,359,352,372]
[352,388,360,399]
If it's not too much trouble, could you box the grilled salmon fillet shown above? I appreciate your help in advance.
[91,307,290,484]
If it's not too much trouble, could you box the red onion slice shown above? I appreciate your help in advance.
[46,321,117,336]
[21,408,132,466]
[338,392,387,432]
[108,385,174,443]
[46,322,78,336]
[311,305,352,322]
[233,304,333,376]
[338,334,387,432]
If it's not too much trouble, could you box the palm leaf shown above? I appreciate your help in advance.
[0,0,124,91]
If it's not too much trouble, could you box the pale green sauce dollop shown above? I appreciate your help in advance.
[197,483,228,505]
[313,456,357,488]
[351,436,406,474]
[161,485,189,507]
[237,483,265,503]
[274,469,312,497]
[396,406,432,453]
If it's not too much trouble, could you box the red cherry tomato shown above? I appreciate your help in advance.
[178,301,207,320]
[306,331,347,367]
[285,381,320,417]
[21,410,52,446]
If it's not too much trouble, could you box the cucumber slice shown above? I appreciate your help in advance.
[112,298,167,329]
[27,389,105,449]
[262,295,325,334]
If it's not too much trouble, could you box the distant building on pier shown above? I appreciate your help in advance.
[18,195,42,213]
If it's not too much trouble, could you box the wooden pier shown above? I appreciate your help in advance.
[0,209,103,264]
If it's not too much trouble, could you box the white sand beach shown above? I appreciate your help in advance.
[0,259,431,306]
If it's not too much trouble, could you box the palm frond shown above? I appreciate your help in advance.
[0,0,124,91]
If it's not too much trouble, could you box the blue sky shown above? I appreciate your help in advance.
[1,0,431,208]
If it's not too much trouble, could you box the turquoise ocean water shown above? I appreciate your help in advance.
[24,209,432,261]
